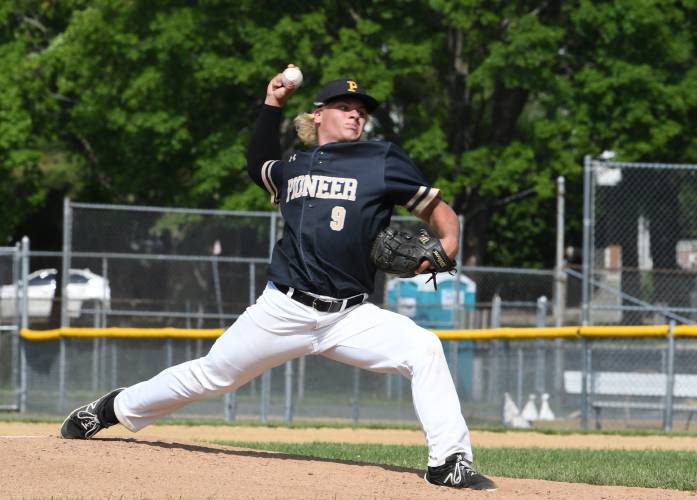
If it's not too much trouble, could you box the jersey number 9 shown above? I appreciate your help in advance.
[330,206,346,231]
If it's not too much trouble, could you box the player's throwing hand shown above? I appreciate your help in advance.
[265,64,300,107]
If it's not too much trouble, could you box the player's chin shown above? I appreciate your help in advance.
[344,129,362,141]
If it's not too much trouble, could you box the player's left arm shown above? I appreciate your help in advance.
[416,198,460,274]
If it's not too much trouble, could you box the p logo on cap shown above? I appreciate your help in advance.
[313,79,380,112]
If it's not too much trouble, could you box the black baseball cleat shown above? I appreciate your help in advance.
[60,387,124,439]
[425,453,498,491]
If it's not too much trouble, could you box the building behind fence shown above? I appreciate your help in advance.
[2,174,697,432]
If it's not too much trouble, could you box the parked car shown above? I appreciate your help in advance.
[0,268,111,320]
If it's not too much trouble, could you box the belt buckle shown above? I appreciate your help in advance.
[313,297,338,312]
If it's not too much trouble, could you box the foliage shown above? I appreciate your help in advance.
[1,1,695,266]
[0,2,47,243]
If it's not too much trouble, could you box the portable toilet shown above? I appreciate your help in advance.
[386,273,476,396]
[386,273,476,329]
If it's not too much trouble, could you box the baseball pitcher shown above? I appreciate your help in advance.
[59,65,497,491]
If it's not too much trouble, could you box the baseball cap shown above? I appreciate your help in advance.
[313,79,380,113]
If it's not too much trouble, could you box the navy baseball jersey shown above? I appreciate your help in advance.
[247,105,440,298]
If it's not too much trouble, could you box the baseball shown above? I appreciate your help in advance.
[282,66,303,88]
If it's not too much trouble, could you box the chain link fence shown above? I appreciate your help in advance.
[576,157,697,429]
[584,158,697,325]
[17,331,697,432]
[566,333,697,431]
[3,197,697,432]
[64,201,279,328]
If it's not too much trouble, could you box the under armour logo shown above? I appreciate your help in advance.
[289,154,297,162]
[347,80,358,92]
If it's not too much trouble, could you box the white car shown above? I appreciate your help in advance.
[0,268,111,320]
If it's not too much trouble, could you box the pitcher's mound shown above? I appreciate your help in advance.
[1,435,691,499]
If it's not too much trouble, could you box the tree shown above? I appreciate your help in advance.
[0,2,51,243]
[2,0,695,271]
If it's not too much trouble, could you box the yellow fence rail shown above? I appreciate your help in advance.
[19,324,697,341]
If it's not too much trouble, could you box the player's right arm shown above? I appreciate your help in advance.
[246,68,297,204]
[382,143,457,273]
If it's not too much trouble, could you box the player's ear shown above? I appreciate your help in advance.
[313,107,323,125]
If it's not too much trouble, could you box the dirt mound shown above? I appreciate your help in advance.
[2,430,694,499]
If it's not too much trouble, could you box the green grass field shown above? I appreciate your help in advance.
[214,441,697,491]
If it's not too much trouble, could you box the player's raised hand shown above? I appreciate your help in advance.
[265,64,300,107]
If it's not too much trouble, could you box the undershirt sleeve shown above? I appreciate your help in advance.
[246,104,284,205]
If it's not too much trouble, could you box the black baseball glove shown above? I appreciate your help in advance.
[370,227,456,288]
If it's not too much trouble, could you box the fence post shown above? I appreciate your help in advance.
[58,340,66,412]
[516,345,524,409]
[580,157,593,432]
[553,177,567,403]
[260,369,271,423]
[18,237,30,412]
[225,389,237,422]
[57,198,72,413]
[9,243,20,411]
[663,321,676,432]
[581,155,593,326]
[536,296,547,326]
[91,283,100,394]
[61,197,72,328]
[489,294,501,403]
[165,338,173,367]
[449,222,462,388]
[101,256,108,327]
[502,339,510,405]
[284,360,293,423]
[535,296,547,395]
[581,338,590,430]
[352,367,360,423]
[110,339,118,388]
[449,341,459,392]
[211,241,224,329]
[93,302,101,328]
[100,335,107,391]
[491,294,501,329]
[297,356,306,401]
[20,237,29,335]
[554,177,566,327]
[92,337,100,393]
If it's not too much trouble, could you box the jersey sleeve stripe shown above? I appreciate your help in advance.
[261,160,279,205]
[406,186,427,209]
[407,187,441,216]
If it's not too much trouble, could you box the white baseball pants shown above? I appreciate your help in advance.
[114,282,472,466]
